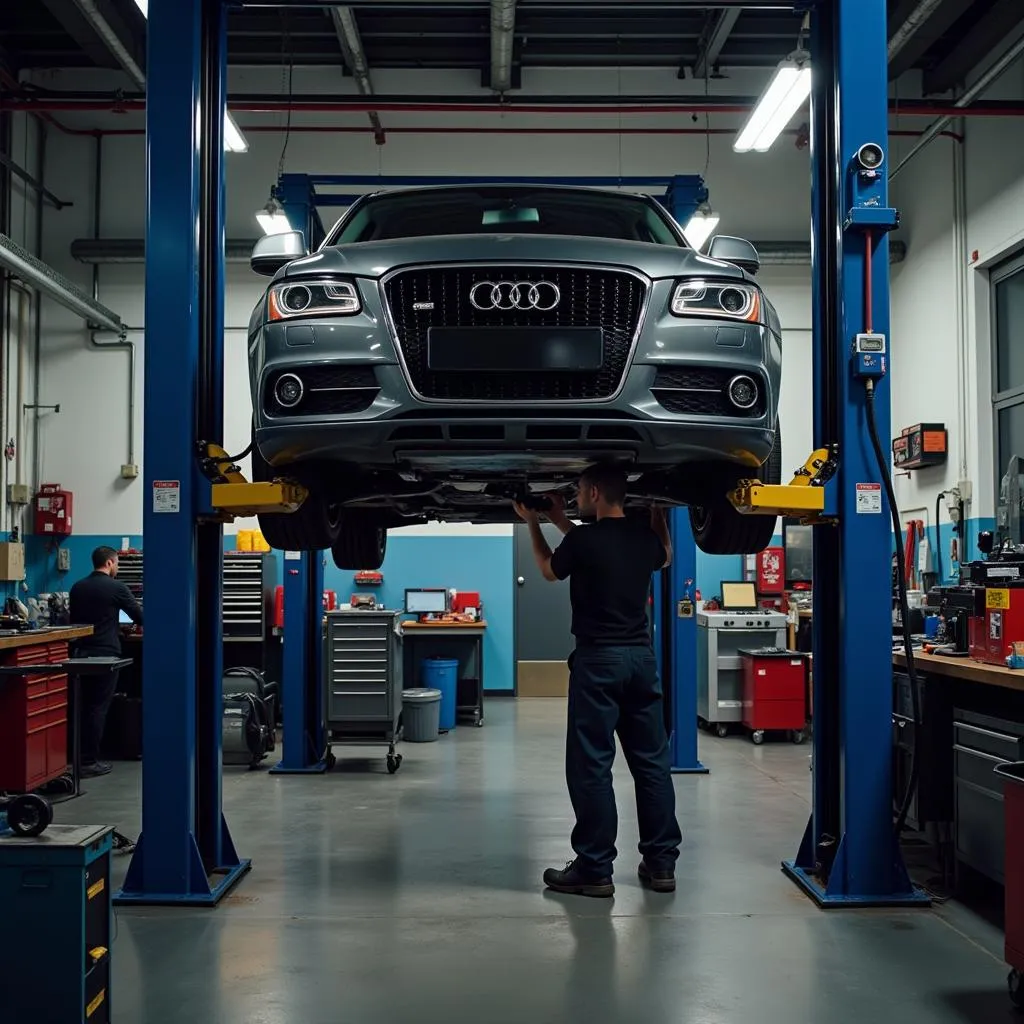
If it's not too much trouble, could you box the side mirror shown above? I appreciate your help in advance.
[250,231,307,277]
[707,235,761,276]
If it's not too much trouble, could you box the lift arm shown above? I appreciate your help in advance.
[728,446,838,521]
[199,442,308,518]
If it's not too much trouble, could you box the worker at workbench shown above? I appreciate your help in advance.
[69,546,143,777]
[515,463,680,898]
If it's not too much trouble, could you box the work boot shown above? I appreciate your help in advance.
[543,859,615,898]
[638,860,676,893]
[81,762,112,778]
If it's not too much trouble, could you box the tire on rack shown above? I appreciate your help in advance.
[7,794,53,837]
[690,430,782,555]
[331,511,388,570]
[251,432,341,552]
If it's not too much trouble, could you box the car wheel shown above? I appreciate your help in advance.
[689,432,782,555]
[251,432,342,552]
[332,512,388,570]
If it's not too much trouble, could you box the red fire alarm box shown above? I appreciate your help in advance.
[35,484,73,537]
[757,547,785,595]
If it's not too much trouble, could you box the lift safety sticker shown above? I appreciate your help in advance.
[153,480,180,514]
[855,482,882,514]
[987,589,1011,610]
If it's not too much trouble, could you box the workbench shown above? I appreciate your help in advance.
[892,650,1024,885]
[401,621,486,726]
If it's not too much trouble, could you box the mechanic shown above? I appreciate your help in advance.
[515,463,681,898]
[69,546,144,777]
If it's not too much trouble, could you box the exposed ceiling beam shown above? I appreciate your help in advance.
[888,0,979,79]
[887,0,944,63]
[691,7,741,79]
[923,0,1024,95]
[328,6,384,144]
[490,0,518,93]
[68,0,145,88]
[37,0,132,72]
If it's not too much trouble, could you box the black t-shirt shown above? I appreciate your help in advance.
[549,517,666,647]
[69,571,143,654]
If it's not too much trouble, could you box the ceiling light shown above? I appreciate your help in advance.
[256,197,292,236]
[684,204,721,252]
[734,52,812,154]
[223,112,248,154]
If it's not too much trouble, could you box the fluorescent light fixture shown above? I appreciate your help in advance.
[223,112,248,153]
[256,198,292,236]
[132,0,247,154]
[684,204,721,252]
[734,53,812,154]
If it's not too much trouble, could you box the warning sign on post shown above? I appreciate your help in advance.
[153,480,181,514]
[855,482,882,514]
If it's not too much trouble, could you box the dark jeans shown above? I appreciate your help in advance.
[79,667,120,765]
[566,645,681,878]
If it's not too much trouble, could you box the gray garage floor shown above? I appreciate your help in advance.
[57,698,1013,1024]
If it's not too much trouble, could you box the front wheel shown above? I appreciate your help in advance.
[689,432,782,555]
[331,512,388,570]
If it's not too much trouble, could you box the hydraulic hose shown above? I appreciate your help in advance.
[935,491,945,584]
[864,379,921,836]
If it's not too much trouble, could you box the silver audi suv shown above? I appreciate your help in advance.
[247,185,782,568]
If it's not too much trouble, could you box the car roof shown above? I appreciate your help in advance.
[357,183,659,202]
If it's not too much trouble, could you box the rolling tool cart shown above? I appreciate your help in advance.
[995,762,1024,1009]
[324,610,404,773]
[0,824,114,1023]
[740,648,810,744]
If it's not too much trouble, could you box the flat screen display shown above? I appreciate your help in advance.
[784,522,814,585]
[720,581,757,610]
[405,589,448,614]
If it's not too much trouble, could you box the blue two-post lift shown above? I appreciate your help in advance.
[115,0,926,909]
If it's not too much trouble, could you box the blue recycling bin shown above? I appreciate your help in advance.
[422,658,458,731]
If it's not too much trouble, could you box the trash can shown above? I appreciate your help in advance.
[422,657,458,732]
[402,688,442,743]
[995,762,1024,1009]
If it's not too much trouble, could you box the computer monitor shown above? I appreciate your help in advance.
[784,521,814,586]
[404,588,448,615]
[118,609,132,624]
[720,581,758,610]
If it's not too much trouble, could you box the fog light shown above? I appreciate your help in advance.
[280,285,312,314]
[275,373,304,408]
[727,374,758,410]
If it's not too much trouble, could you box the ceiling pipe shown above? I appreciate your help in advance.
[693,8,741,80]
[68,0,146,90]
[0,232,122,332]
[887,0,945,62]
[69,237,907,267]
[329,6,385,144]
[490,0,518,94]
[891,33,1024,178]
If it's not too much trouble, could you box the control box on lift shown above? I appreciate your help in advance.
[34,484,73,537]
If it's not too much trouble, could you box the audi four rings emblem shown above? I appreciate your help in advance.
[469,280,561,312]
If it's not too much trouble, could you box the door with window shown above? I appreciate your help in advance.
[993,252,1024,531]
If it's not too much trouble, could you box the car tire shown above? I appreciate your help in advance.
[689,432,782,555]
[251,432,342,552]
[331,512,388,570]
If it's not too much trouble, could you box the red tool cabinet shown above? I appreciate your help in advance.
[740,648,809,744]
[0,640,70,792]
[995,763,1024,1008]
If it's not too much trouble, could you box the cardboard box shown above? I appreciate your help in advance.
[0,542,25,581]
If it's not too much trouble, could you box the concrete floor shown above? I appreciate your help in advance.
[56,698,1014,1024]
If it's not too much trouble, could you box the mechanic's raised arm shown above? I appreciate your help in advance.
[651,506,673,570]
[514,503,560,582]
[546,493,575,537]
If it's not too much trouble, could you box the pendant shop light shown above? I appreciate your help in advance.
[734,51,812,154]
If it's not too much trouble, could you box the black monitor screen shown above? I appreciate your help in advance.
[784,522,813,586]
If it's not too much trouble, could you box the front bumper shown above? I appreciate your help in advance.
[250,275,780,473]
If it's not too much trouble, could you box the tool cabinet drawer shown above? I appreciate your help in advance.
[953,719,1024,764]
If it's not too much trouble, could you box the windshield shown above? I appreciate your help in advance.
[325,187,687,248]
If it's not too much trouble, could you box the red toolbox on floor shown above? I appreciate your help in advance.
[995,762,1024,1008]
[740,648,809,744]
[0,641,70,792]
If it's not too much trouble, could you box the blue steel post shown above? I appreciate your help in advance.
[783,0,925,907]
[117,0,248,906]
[667,508,706,774]
[272,552,329,774]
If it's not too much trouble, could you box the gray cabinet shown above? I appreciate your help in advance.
[324,610,403,740]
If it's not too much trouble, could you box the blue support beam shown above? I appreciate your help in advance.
[782,0,926,908]
[117,0,248,906]
[271,552,330,774]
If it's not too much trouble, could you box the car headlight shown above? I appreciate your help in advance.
[670,280,761,322]
[267,279,361,321]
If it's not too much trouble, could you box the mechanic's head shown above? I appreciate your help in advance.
[577,463,628,516]
[92,545,119,576]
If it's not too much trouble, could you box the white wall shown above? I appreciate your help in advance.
[28,65,817,537]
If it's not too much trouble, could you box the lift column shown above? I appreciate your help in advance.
[783,0,925,907]
[117,0,248,905]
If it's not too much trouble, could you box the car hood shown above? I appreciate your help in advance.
[278,234,751,283]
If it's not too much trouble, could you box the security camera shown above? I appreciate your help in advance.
[855,143,884,171]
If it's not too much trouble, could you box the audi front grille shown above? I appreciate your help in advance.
[383,266,646,401]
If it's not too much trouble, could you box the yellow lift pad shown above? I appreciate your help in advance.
[210,480,308,517]
[729,447,833,521]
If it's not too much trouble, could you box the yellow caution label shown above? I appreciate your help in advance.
[89,947,108,964]
[86,990,105,1018]
[987,589,1011,610]
[87,878,105,900]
